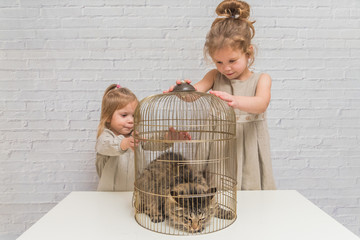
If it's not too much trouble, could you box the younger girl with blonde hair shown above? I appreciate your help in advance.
[96,84,191,191]
[167,0,276,190]
[96,84,139,191]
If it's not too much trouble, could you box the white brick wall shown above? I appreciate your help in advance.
[0,0,359,239]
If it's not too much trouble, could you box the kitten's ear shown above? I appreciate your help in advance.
[208,187,217,194]
[208,187,217,200]
[177,153,184,160]
[170,190,178,197]
[172,152,184,161]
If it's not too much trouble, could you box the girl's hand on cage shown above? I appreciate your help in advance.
[131,131,140,147]
[166,127,192,141]
[120,135,137,151]
[209,90,238,108]
[163,79,192,93]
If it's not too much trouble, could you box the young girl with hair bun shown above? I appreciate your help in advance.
[166,0,276,190]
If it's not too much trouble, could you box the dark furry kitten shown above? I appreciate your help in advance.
[135,152,234,233]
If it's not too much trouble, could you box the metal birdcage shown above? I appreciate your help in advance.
[133,82,237,235]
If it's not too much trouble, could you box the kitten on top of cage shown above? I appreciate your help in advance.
[134,152,235,233]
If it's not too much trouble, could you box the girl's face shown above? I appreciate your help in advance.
[108,100,138,136]
[212,46,250,80]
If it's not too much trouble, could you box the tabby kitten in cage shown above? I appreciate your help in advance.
[135,152,234,233]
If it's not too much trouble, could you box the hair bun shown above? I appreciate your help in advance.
[215,0,250,19]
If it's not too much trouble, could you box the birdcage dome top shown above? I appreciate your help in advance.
[134,82,236,142]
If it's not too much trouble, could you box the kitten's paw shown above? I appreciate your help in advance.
[224,210,236,220]
[216,208,236,220]
[150,214,165,223]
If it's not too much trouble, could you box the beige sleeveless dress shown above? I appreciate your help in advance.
[213,72,276,190]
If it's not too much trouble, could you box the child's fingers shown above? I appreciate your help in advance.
[210,90,231,101]
[184,79,191,84]
[180,131,191,140]
[209,90,221,96]
[164,80,193,94]
[163,87,171,93]
[185,132,191,140]
[163,84,177,93]
[132,137,139,145]
[132,130,138,137]
[209,90,223,99]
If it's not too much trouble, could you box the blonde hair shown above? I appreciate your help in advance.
[97,84,138,138]
[204,0,256,67]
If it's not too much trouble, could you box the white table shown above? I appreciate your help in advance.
[17,190,359,240]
